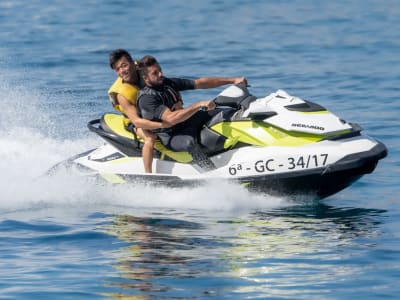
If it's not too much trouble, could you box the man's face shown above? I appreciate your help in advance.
[114,56,137,84]
[143,64,163,87]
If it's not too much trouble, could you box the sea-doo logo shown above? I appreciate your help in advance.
[291,123,325,131]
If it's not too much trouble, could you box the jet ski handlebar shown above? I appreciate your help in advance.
[213,83,256,110]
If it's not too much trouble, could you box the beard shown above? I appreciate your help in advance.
[147,77,164,89]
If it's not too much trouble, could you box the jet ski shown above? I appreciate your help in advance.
[54,84,387,198]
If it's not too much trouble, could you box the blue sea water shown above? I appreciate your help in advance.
[0,0,399,299]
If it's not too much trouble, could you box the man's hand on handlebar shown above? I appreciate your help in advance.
[233,77,248,87]
[198,100,216,111]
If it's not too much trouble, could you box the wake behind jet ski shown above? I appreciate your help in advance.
[55,85,387,198]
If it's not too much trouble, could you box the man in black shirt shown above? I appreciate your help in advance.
[137,55,247,171]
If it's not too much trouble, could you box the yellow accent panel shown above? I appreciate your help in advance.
[109,157,141,165]
[100,173,126,184]
[154,141,193,163]
[104,114,134,139]
[300,110,329,115]
[103,114,193,163]
[224,136,240,148]
[212,121,322,147]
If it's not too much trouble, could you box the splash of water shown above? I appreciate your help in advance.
[0,71,288,214]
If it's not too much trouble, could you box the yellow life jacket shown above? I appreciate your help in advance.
[108,77,140,127]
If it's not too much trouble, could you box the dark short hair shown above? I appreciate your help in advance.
[138,55,159,76]
[109,49,133,69]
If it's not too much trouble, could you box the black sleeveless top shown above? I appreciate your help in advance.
[137,77,195,127]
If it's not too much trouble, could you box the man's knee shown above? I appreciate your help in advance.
[180,138,195,151]
[170,135,195,152]
[143,135,157,146]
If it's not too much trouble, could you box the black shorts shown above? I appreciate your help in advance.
[157,111,212,152]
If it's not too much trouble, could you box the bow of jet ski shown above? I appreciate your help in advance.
[51,85,387,198]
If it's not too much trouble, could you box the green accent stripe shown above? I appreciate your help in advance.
[100,173,126,184]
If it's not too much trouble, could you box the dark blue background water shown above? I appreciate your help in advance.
[0,1,399,299]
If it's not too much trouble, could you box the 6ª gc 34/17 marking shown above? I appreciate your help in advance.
[228,154,329,175]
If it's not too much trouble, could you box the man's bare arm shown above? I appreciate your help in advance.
[161,100,215,126]
[118,94,168,129]
[194,77,248,89]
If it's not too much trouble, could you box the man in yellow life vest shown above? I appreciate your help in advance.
[108,49,168,173]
